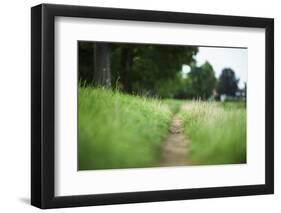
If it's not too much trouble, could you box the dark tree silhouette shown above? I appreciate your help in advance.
[94,43,111,87]
[217,68,239,97]
[120,46,134,93]
[78,42,94,85]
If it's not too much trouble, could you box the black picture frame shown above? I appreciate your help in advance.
[31,3,274,209]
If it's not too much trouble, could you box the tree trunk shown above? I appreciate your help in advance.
[120,47,133,93]
[94,43,111,88]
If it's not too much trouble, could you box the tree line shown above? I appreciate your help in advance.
[79,42,242,100]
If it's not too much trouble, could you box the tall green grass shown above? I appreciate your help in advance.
[180,101,246,165]
[162,99,182,114]
[78,87,173,170]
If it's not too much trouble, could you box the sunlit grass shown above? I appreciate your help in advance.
[179,101,246,165]
[78,87,173,170]
[79,87,246,169]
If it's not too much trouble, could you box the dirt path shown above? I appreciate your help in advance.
[160,105,191,166]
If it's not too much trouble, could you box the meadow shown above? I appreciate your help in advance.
[78,88,246,170]
[180,101,246,165]
[78,87,173,170]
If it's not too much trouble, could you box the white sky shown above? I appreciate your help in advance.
[182,46,248,88]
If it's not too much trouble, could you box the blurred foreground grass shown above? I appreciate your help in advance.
[78,87,173,170]
[179,101,246,165]
[79,87,246,170]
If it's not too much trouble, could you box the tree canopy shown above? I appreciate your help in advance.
[79,42,198,96]
[79,42,242,100]
[186,61,217,99]
[216,68,239,97]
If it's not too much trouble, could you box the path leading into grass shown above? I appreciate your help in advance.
[160,104,191,166]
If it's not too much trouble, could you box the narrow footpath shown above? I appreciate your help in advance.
[160,104,191,166]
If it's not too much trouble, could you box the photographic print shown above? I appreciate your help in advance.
[31,4,273,208]
[78,42,247,170]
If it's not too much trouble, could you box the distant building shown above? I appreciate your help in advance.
[235,88,246,100]
[219,87,246,102]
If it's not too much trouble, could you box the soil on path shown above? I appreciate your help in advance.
[160,105,191,166]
